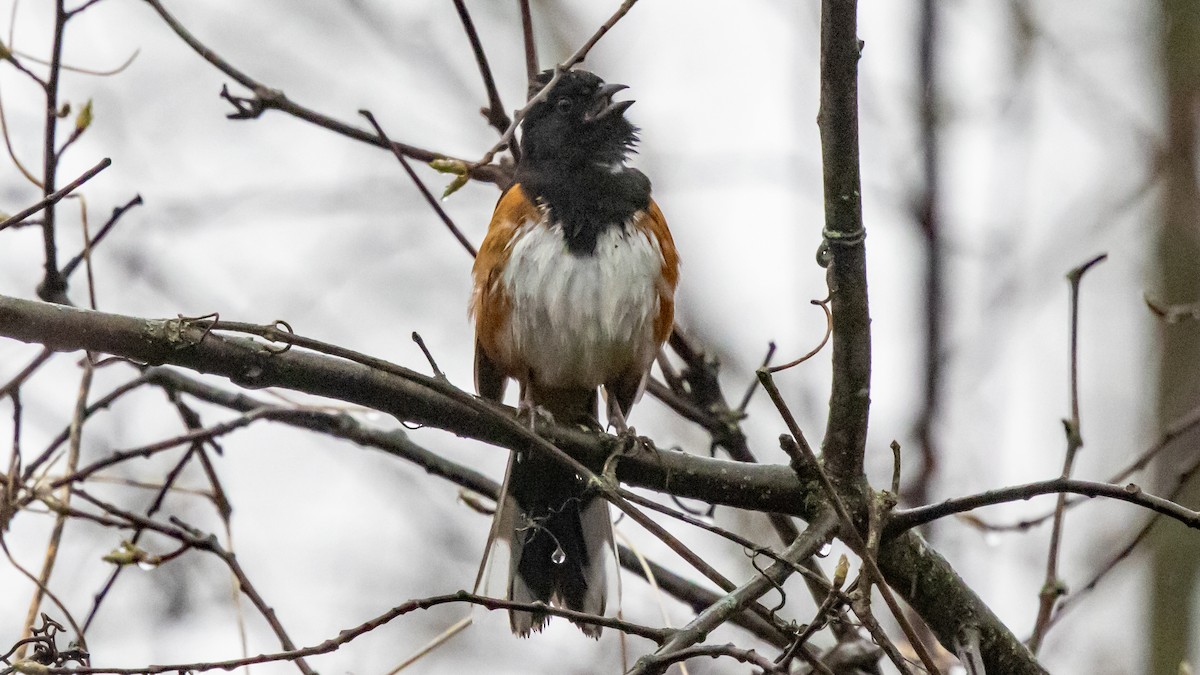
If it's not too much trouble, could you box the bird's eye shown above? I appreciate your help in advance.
[555,98,574,114]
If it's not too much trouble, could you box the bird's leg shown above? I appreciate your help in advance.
[606,399,649,457]
[607,397,628,435]
[516,379,555,432]
[517,381,537,432]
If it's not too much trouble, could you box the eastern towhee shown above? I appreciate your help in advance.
[470,69,679,637]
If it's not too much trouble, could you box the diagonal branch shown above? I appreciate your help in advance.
[760,374,935,675]
[144,365,795,648]
[630,511,840,675]
[0,158,111,233]
[139,0,507,186]
[451,0,512,135]
[359,111,478,257]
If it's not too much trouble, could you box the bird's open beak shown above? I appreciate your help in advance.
[585,83,634,122]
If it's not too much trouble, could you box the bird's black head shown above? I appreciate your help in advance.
[518,69,638,167]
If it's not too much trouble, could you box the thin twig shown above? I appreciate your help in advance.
[359,110,477,257]
[0,535,86,651]
[759,371,939,675]
[82,444,200,632]
[775,571,845,671]
[36,0,70,303]
[49,409,271,489]
[630,511,839,675]
[946,400,1200,534]
[18,358,92,657]
[617,488,836,592]
[1029,252,1106,653]
[61,195,143,279]
[847,496,914,675]
[518,0,538,85]
[0,348,54,400]
[22,373,153,482]
[72,490,318,675]
[735,341,776,413]
[636,643,788,675]
[65,0,111,18]
[767,299,832,374]
[140,0,506,185]
[451,0,512,135]
[411,332,446,380]
[0,157,112,233]
[1047,449,1200,629]
[7,44,139,76]
[45,592,667,675]
[886,477,1200,534]
[616,547,792,646]
[471,0,641,170]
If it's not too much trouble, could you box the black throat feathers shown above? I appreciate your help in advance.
[515,164,651,256]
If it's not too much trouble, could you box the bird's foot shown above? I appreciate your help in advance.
[606,405,654,454]
[516,401,555,432]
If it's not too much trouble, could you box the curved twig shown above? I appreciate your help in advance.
[887,478,1200,535]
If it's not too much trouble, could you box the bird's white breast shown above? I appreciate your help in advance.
[498,216,663,389]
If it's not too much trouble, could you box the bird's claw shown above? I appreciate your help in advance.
[516,401,555,432]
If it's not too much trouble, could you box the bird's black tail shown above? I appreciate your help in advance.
[504,385,611,638]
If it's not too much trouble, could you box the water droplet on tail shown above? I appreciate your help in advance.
[551,546,567,565]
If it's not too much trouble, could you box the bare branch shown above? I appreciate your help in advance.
[471,0,642,169]
[36,0,70,303]
[630,511,840,675]
[451,0,512,135]
[887,477,1200,535]
[0,295,1058,672]
[60,195,142,279]
[139,0,507,185]
[359,110,478,257]
[0,157,111,233]
[1029,252,1107,652]
[816,0,870,482]
[518,0,538,84]
[147,366,799,649]
[71,490,317,675]
[761,375,935,675]
[45,591,665,675]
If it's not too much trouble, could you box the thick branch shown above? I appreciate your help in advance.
[144,367,794,648]
[876,531,1047,674]
[0,294,1047,671]
[817,0,871,481]
[0,294,811,514]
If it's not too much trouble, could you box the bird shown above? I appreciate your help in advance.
[469,69,679,638]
